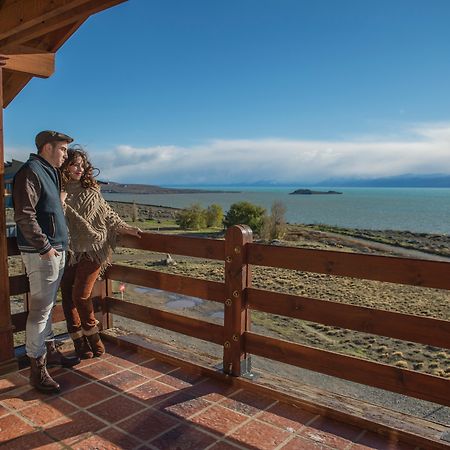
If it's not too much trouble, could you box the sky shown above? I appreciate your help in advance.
[4,0,450,185]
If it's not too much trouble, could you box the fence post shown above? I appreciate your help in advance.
[0,60,17,374]
[223,225,253,376]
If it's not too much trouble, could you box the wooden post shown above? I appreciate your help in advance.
[0,60,18,374]
[223,225,253,376]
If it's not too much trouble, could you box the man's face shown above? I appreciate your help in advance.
[41,141,69,168]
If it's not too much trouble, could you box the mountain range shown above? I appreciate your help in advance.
[314,174,450,188]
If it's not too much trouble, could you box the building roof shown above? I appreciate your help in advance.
[4,159,23,180]
[0,0,127,108]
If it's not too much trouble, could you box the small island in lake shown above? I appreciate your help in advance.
[289,189,343,195]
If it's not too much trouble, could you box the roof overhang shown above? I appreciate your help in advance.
[0,0,127,107]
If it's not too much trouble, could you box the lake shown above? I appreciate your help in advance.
[103,186,450,234]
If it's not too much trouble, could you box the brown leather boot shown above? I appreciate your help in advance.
[85,333,105,357]
[73,336,94,359]
[29,355,60,394]
[45,340,80,368]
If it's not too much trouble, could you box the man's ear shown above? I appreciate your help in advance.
[39,142,52,155]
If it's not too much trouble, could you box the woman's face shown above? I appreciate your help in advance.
[68,155,85,181]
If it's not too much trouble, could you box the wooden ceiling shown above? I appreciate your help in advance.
[0,0,128,107]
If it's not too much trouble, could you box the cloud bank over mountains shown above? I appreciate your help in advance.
[7,122,450,185]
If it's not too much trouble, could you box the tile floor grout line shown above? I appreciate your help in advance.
[165,387,246,423]
[103,355,155,370]
[114,402,175,429]
[56,385,121,413]
[103,422,150,446]
[179,421,257,450]
[38,389,143,431]
[104,373,192,410]
[46,413,113,448]
[110,369,219,411]
[273,433,297,450]
[347,428,367,449]
[205,436,254,450]
[44,403,114,430]
[0,394,31,415]
[5,406,45,429]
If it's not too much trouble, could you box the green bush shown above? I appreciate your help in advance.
[205,203,224,228]
[223,201,266,234]
[175,203,206,230]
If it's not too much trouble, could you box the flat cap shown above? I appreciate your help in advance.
[35,130,74,149]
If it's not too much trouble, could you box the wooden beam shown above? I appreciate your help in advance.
[107,264,226,304]
[1,69,31,108]
[247,287,450,349]
[47,19,87,52]
[245,332,450,407]
[117,232,226,261]
[0,0,127,47]
[106,297,225,345]
[0,61,17,372]
[1,46,55,77]
[1,19,87,107]
[248,242,450,290]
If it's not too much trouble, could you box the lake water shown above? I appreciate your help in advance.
[103,186,450,234]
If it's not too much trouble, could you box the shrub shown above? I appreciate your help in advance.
[223,201,266,234]
[205,203,224,228]
[175,203,206,230]
[260,201,287,240]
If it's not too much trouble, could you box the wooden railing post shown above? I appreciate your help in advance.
[223,225,252,376]
[0,59,18,374]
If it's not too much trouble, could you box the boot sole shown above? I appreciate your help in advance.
[47,361,80,368]
[31,383,60,394]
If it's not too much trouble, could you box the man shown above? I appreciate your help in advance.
[13,130,79,394]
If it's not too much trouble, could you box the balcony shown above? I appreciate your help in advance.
[2,226,450,449]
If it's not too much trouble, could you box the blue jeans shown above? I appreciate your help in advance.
[21,252,65,358]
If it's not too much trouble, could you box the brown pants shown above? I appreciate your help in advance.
[61,258,101,339]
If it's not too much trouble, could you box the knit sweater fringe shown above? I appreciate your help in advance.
[64,182,127,274]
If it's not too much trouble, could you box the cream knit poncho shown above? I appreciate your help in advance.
[64,181,128,272]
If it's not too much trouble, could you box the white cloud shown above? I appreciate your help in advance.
[7,122,450,185]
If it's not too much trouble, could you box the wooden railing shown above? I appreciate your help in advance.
[6,225,450,407]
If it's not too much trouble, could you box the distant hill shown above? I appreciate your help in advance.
[315,174,450,188]
[100,181,237,194]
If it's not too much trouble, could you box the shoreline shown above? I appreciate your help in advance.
[106,200,450,259]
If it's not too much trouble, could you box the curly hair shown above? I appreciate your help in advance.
[61,146,99,189]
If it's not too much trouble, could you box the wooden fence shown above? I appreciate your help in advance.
[6,225,450,406]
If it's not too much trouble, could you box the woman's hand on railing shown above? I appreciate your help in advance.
[119,226,142,238]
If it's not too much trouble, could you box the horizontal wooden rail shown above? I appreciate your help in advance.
[107,264,225,303]
[245,332,450,407]
[9,274,28,296]
[11,304,66,332]
[105,296,224,345]
[247,288,450,349]
[118,232,225,261]
[248,243,450,290]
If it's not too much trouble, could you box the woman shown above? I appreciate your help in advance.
[60,147,141,358]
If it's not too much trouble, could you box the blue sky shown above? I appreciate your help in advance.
[4,0,450,185]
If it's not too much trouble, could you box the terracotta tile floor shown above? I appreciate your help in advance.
[0,342,424,449]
